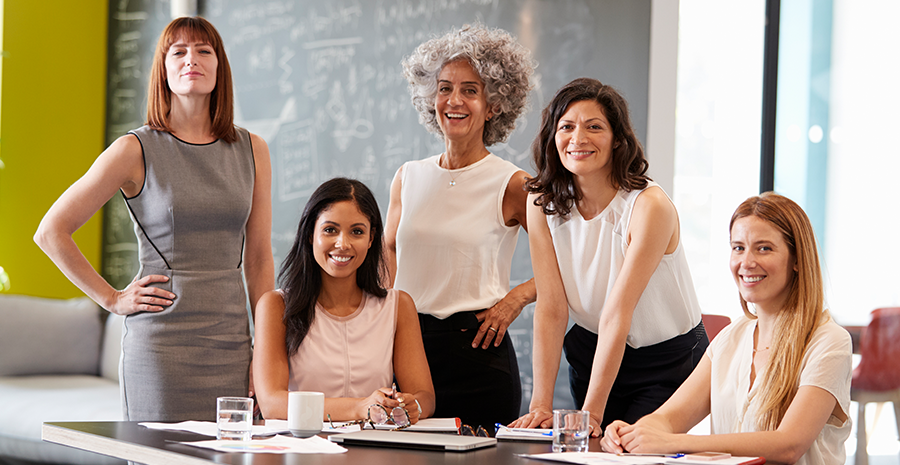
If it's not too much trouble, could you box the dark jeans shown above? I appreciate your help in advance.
[419,311,522,429]
[564,322,709,430]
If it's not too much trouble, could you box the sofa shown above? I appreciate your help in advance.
[0,294,124,464]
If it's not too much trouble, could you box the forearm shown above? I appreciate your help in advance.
[243,255,275,317]
[670,431,808,465]
[324,397,369,422]
[34,227,117,309]
[581,315,630,422]
[529,303,568,409]
[411,390,435,418]
[509,278,536,309]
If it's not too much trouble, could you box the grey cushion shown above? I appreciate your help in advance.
[0,375,123,464]
[100,314,124,382]
[0,295,101,377]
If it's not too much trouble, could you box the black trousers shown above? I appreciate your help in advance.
[564,322,709,430]
[419,311,522,429]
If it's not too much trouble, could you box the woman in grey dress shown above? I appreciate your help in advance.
[35,17,274,422]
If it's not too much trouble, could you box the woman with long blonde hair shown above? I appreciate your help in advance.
[601,192,852,465]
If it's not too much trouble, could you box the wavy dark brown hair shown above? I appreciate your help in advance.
[279,178,387,356]
[526,78,649,216]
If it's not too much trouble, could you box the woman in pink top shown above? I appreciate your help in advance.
[253,178,435,423]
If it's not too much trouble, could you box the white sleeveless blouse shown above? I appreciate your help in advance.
[394,154,520,319]
[547,182,701,348]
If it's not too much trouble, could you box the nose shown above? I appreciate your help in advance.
[570,126,586,145]
[185,50,198,66]
[335,232,350,249]
[448,88,463,106]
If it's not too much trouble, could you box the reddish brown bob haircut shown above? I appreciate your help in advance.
[146,17,236,143]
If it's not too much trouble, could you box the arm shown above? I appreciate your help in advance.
[251,290,291,420]
[390,291,436,423]
[611,384,839,465]
[34,134,173,314]
[509,194,568,429]
[243,133,275,319]
[601,354,713,452]
[580,187,679,434]
[472,170,537,348]
[383,166,403,288]
[252,290,416,421]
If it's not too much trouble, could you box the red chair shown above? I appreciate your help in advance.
[701,314,731,341]
[851,307,900,465]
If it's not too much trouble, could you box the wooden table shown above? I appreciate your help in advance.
[43,421,577,465]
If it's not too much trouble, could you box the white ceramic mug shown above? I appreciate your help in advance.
[287,391,324,438]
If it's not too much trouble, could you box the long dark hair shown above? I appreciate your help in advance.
[279,178,387,356]
[526,78,649,216]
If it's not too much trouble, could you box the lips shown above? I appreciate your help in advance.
[329,254,352,264]
[741,275,765,283]
[445,113,468,119]
[567,150,594,160]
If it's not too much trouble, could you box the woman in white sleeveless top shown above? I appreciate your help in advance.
[254,178,434,423]
[512,78,708,434]
[601,193,851,465]
[384,25,537,428]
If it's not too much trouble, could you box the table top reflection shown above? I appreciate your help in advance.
[43,421,591,465]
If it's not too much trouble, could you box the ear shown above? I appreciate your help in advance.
[486,105,496,121]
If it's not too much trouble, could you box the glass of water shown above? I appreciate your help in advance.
[217,396,253,441]
[552,409,590,453]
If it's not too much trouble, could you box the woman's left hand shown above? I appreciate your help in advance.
[391,392,423,424]
[472,294,525,349]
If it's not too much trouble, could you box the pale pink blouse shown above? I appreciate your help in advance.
[285,290,398,398]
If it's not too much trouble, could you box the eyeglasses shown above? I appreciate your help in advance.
[328,404,411,431]
[459,424,489,437]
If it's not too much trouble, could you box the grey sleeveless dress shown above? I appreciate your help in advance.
[121,126,255,421]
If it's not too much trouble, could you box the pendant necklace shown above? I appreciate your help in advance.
[442,153,460,187]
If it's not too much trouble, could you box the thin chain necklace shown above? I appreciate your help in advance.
[441,153,462,187]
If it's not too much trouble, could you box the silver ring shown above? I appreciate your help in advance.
[488,327,497,332]
[415,399,422,415]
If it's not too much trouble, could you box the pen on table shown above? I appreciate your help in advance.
[495,423,553,435]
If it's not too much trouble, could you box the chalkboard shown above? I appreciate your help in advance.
[101,0,652,415]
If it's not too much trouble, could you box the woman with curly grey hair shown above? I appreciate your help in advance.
[384,24,536,428]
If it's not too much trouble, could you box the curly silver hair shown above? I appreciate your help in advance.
[401,24,536,147]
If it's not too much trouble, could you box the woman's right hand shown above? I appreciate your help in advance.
[357,387,394,420]
[109,274,175,315]
[509,407,553,429]
[601,420,632,452]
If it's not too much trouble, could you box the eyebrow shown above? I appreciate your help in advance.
[321,220,368,228]
[558,117,606,124]
[438,79,482,86]
[169,42,212,48]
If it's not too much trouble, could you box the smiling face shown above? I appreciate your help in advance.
[554,99,616,181]
[165,33,218,97]
[730,215,798,315]
[312,200,373,281]
[434,60,493,145]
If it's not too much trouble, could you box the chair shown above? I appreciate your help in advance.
[701,314,731,341]
[851,307,900,465]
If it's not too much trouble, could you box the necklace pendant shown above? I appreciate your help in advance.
[449,180,456,186]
